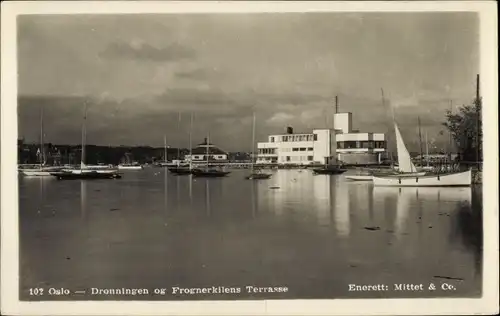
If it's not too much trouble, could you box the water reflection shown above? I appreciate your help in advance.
[205,179,211,217]
[372,187,473,241]
[334,179,350,237]
[20,169,483,300]
[163,169,168,221]
[250,181,256,218]
[80,180,87,220]
[451,187,482,279]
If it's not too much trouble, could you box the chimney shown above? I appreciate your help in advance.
[476,74,480,100]
[204,137,208,144]
[286,126,293,134]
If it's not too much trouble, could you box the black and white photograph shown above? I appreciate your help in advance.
[1,1,498,315]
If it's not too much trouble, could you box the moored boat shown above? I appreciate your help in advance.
[118,164,144,170]
[168,113,197,176]
[245,112,272,180]
[192,132,231,178]
[51,169,122,180]
[372,169,472,187]
[168,166,200,175]
[192,168,231,178]
[20,166,64,176]
[312,167,347,175]
[246,172,272,180]
[52,103,122,181]
[345,174,373,181]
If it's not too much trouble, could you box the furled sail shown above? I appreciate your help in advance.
[394,123,418,173]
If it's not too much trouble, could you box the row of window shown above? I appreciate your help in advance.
[270,134,317,143]
[189,154,227,160]
[337,141,386,149]
[258,148,276,155]
[281,156,314,162]
[280,147,314,152]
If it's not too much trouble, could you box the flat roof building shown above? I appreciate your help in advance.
[257,112,387,166]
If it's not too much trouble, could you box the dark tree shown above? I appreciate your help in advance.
[443,97,482,164]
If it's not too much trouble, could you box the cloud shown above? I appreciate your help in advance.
[266,112,294,125]
[174,68,210,80]
[99,40,195,62]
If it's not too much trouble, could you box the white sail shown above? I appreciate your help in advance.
[394,122,418,173]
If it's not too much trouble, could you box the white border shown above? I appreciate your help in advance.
[1,1,498,315]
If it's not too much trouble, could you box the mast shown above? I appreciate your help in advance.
[40,105,45,167]
[425,131,429,167]
[381,88,392,164]
[189,113,194,170]
[250,112,256,173]
[177,112,182,167]
[206,132,210,169]
[163,135,167,163]
[448,99,453,163]
[476,74,481,165]
[417,117,423,167]
[81,102,88,170]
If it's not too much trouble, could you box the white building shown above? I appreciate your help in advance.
[257,112,387,165]
[257,127,337,165]
[184,138,228,163]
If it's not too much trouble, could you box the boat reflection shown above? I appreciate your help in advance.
[205,179,211,217]
[333,179,350,237]
[373,186,473,241]
[163,168,168,222]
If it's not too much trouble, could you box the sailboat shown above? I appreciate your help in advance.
[20,107,63,176]
[191,133,231,178]
[118,153,144,170]
[168,113,198,175]
[51,104,121,180]
[246,112,272,180]
[312,96,347,175]
[345,90,425,182]
[372,120,471,186]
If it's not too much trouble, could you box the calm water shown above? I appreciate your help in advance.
[19,168,482,300]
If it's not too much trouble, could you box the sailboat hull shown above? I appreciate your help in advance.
[312,168,347,175]
[245,173,272,180]
[192,170,231,177]
[20,166,64,176]
[118,165,143,170]
[373,170,472,187]
[51,171,122,180]
[21,170,53,176]
[345,175,373,181]
[168,167,199,175]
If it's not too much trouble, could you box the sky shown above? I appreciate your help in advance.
[17,12,479,152]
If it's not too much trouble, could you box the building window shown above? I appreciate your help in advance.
[292,148,299,152]
[270,137,275,143]
[337,142,344,149]
[375,141,386,149]
[307,156,313,161]
[313,134,318,141]
[361,141,370,149]
[341,141,357,149]
[308,147,313,151]
[299,148,306,151]
[286,156,291,161]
